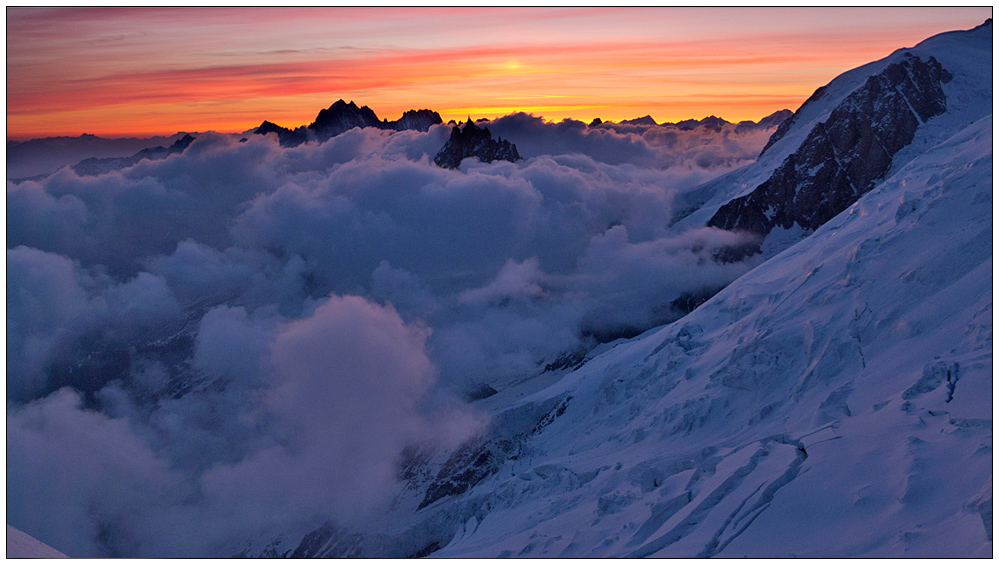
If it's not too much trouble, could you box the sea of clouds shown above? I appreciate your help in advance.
[7,115,773,556]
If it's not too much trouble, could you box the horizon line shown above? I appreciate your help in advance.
[6,105,796,143]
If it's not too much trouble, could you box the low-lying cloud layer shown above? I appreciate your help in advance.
[7,116,770,555]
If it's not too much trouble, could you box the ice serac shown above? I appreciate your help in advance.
[432,120,521,169]
[707,53,952,256]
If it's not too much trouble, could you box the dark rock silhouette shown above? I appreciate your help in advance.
[308,99,382,140]
[694,115,728,132]
[433,120,521,169]
[672,116,730,131]
[708,54,952,260]
[621,115,658,126]
[254,100,443,147]
[391,109,445,132]
[255,120,308,147]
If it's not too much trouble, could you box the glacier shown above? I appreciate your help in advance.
[424,111,992,558]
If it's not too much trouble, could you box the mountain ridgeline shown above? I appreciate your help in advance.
[597,110,793,133]
[253,100,443,147]
[72,134,197,176]
[8,100,792,186]
[256,100,522,169]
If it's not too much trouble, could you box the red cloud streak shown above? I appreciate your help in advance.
[7,7,991,138]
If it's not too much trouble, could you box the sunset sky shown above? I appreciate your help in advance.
[7,7,992,140]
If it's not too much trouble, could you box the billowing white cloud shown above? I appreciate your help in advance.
[8,294,480,557]
[7,247,94,400]
[7,114,772,555]
[199,296,479,534]
[7,389,183,557]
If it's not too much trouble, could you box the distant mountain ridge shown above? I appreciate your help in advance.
[72,134,196,176]
[592,110,793,133]
[6,132,194,179]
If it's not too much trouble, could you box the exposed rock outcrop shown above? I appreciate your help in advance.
[707,54,952,258]
[433,120,521,169]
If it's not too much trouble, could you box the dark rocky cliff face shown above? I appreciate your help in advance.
[433,120,521,169]
[708,54,952,257]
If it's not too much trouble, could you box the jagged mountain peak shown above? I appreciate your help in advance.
[253,100,443,146]
[621,115,658,126]
[393,108,443,132]
[308,100,381,139]
[433,119,521,169]
[327,98,361,110]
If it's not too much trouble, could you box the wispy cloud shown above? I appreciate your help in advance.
[7,7,990,137]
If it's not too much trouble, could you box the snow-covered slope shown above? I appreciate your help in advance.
[422,111,991,558]
[7,525,69,558]
[260,21,993,558]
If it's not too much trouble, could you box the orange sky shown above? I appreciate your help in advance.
[6,7,992,140]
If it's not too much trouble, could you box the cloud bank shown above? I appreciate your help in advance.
[7,117,770,555]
